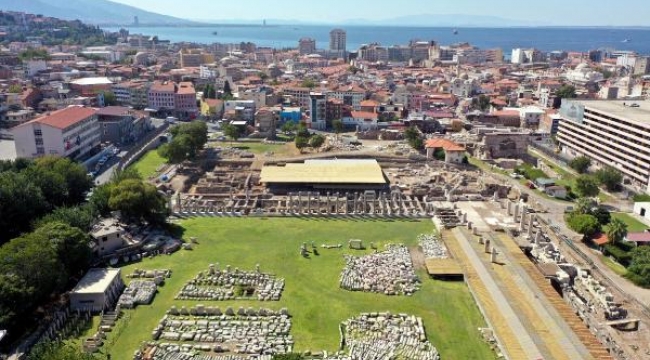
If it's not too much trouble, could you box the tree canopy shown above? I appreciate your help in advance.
[566,213,601,237]
[574,175,600,198]
[28,341,105,360]
[158,122,208,163]
[569,156,591,174]
[309,134,326,148]
[108,179,167,224]
[606,218,628,246]
[595,166,623,192]
[0,157,92,244]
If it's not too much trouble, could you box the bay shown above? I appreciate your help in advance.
[103,25,650,54]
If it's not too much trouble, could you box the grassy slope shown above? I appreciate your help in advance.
[128,150,166,179]
[102,218,493,360]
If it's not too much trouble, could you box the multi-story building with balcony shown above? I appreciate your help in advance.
[12,106,100,159]
[112,80,150,109]
[557,100,650,191]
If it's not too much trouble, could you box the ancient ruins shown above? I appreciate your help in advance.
[151,306,292,356]
[417,234,448,259]
[339,244,420,295]
[177,264,284,301]
[343,312,440,360]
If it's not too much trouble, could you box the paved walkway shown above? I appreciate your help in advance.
[450,227,544,360]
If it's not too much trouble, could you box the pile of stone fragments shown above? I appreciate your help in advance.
[177,264,284,301]
[339,244,420,295]
[343,312,440,360]
[417,234,448,259]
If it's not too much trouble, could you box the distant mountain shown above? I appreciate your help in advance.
[0,0,193,25]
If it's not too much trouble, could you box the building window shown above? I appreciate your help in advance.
[35,138,43,145]
[36,147,45,155]
[102,236,108,242]
[34,129,42,136]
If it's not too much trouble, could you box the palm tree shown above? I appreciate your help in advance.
[606,218,628,246]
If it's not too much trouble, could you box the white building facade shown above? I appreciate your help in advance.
[12,106,100,159]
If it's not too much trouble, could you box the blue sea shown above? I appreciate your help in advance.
[103,25,650,54]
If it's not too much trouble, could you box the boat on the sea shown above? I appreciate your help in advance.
[622,38,630,43]
[212,31,218,35]
[453,29,459,35]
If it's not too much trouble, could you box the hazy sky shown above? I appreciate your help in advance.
[109,0,650,26]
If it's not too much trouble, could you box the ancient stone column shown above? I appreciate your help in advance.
[535,230,543,245]
[519,206,527,230]
[297,192,303,213]
[507,200,514,216]
[528,216,535,238]
[484,238,491,253]
[514,204,520,221]
[491,249,499,263]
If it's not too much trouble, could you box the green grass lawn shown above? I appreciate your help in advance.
[607,213,649,233]
[99,218,494,360]
[129,150,167,179]
[600,255,628,276]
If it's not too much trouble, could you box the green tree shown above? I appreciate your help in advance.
[592,207,612,225]
[0,171,48,243]
[31,222,92,278]
[0,234,66,317]
[404,126,423,150]
[223,80,233,99]
[7,84,22,93]
[28,341,105,360]
[472,94,491,111]
[204,84,217,99]
[223,124,242,144]
[595,166,623,191]
[607,217,628,246]
[295,135,309,153]
[281,121,296,134]
[569,156,591,174]
[309,134,325,148]
[101,91,117,106]
[34,156,93,204]
[566,213,601,237]
[89,183,114,217]
[158,134,192,164]
[627,246,650,287]
[332,119,343,140]
[433,148,446,161]
[301,79,316,89]
[574,197,596,215]
[34,205,96,232]
[574,175,600,198]
[108,179,168,224]
[556,84,577,99]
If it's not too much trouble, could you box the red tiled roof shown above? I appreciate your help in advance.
[360,100,379,107]
[425,138,465,152]
[350,111,378,120]
[23,106,96,130]
[491,110,520,117]
[96,106,132,117]
[592,233,609,246]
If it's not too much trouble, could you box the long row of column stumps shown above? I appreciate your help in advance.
[174,191,438,217]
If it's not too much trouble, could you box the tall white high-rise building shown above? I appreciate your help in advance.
[329,29,347,52]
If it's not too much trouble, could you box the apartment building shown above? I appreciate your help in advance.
[112,80,150,109]
[298,38,317,55]
[557,100,650,191]
[12,106,100,159]
[148,81,198,118]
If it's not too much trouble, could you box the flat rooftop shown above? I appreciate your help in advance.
[260,159,387,185]
[578,100,650,123]
[72,268,121,294]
